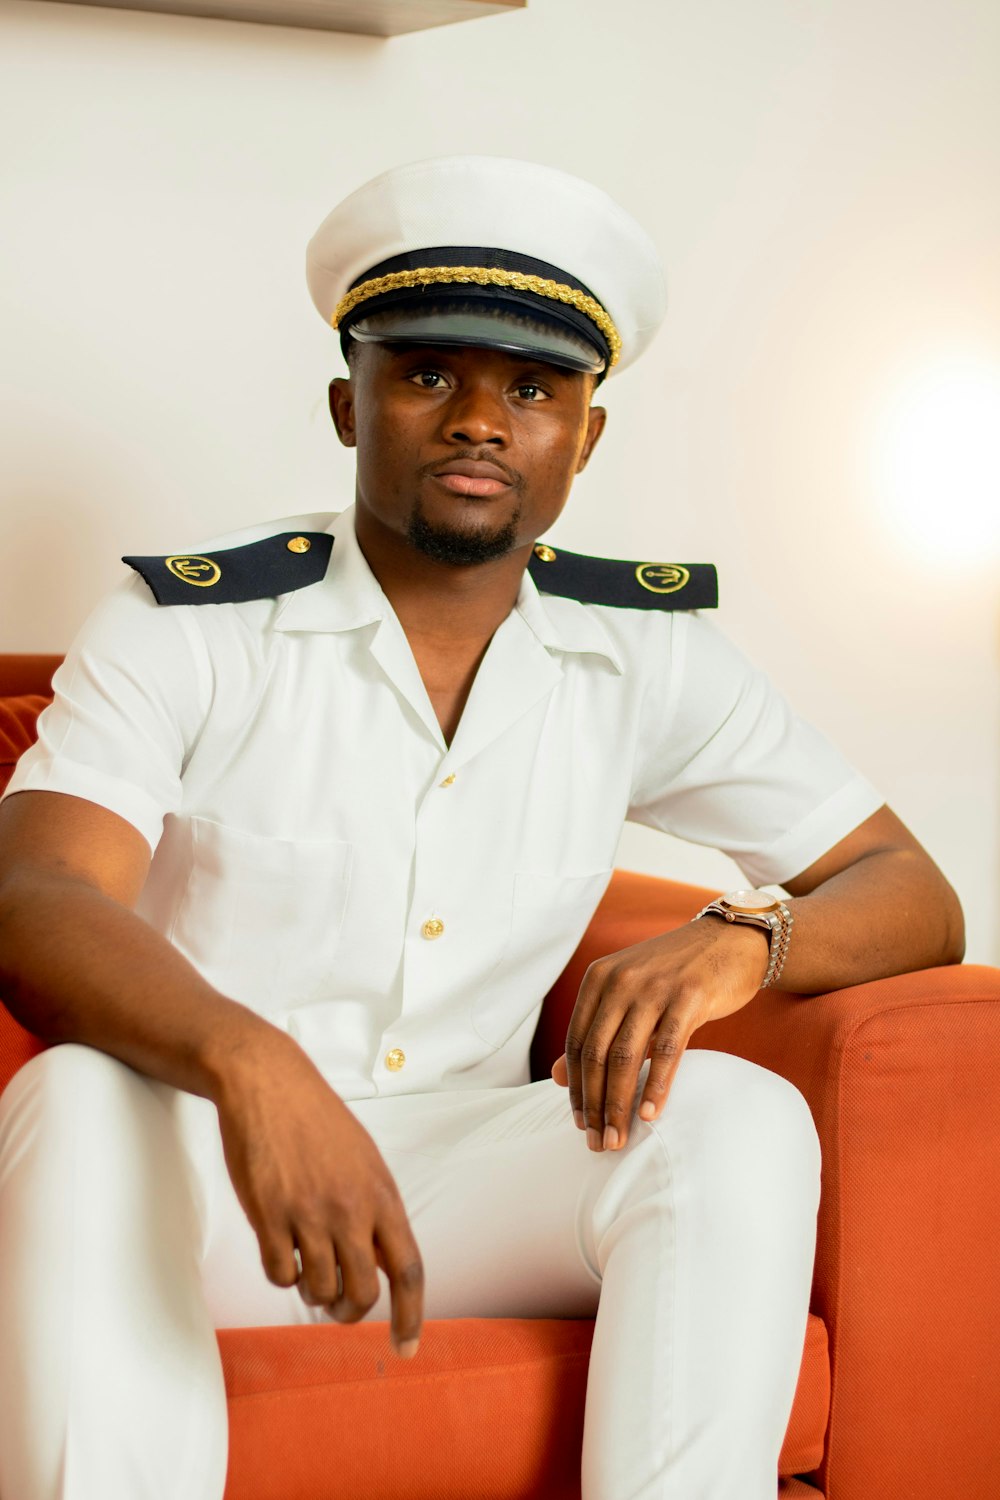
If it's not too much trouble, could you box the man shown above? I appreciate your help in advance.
[0,155,963,1500]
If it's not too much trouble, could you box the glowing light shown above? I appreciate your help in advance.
[868,352,1000,563]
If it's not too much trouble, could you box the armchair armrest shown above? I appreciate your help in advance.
[533,869,1000,1499]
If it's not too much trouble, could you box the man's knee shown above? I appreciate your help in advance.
[645,1048,821,1197]
[0,1043,181,1186]
[3,1042,141,1126]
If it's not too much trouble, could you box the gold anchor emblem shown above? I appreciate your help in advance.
[165,555,221,587]
[635,563,690,595]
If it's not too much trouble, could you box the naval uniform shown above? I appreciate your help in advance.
[0,503,883,1499]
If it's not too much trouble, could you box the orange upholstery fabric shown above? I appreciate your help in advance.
[0,681,51,1078]
[3,652,1000,1499]
[217,1312,830,1500]
[0,654,61,698]
[0,695,49,789]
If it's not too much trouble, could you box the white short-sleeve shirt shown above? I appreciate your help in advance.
[3,505,883,1099]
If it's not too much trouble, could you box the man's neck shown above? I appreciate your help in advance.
[353,508,532,648]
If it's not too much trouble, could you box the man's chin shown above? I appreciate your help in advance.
[406,506,522,567]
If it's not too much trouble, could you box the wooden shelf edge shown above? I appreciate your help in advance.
[44,0,526,35]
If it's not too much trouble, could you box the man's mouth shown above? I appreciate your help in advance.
[429,460,515,498]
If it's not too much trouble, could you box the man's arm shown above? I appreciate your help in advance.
[769,803,964,985]
[0,789,425,1357]
[552,805,965,1151]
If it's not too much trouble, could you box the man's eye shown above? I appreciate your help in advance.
[515,384,550,401]
[410,371,447,389]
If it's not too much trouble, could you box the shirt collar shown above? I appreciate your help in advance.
[273,505,390,635]
[513,561,625,673]
[273,503,625,674]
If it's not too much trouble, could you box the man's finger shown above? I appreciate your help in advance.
[256,1220,301,1289]
[637,1010,689,1123]
[564,961,612,1132]
[600,1006,648,1149]
[294,1227,342,1308]
[328,1235,380,1323]
[374,1214,425,1359]
[578,989,631,1151]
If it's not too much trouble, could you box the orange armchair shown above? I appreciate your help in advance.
[2,653,999,1500]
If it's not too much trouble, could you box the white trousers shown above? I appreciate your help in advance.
[0,1042,822,1500]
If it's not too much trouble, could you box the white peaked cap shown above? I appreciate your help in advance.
[305,155,667,377]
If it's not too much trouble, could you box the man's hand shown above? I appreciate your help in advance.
[551,917,770,1152]
[213,1031,425,1358]
[551,807,966,1154]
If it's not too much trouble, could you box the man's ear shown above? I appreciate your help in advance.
[328,377,357,449]
[576,405,607,473]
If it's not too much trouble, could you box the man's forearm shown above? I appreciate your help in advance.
[775,846,965,994]
[0,862,427,1354]
[0,870,283,1102]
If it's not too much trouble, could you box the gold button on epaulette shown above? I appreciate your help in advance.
[384,1048,406,1071]
[286,536,312,554]
[533,544,557,563]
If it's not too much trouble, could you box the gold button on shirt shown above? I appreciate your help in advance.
[421,918,445,940]
[384,1048,406,1071]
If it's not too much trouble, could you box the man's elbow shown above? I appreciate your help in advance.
[942,887,966,966]
[932,868,966,967]
[889,847,965,970]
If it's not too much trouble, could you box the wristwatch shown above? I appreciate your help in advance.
[693,889,794,990]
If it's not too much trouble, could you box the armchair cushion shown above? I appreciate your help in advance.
[217,1315,830,1500]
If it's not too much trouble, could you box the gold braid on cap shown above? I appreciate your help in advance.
[331,265,621,367]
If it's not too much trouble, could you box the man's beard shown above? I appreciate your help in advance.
[406,498,523,567]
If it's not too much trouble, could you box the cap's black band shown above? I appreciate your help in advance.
[338,245,614,371]
[347,246,601,301]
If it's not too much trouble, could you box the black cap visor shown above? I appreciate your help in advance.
[344,292,607,376]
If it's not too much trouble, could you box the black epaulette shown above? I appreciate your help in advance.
[122,532,334,605]
[527,542,717,610]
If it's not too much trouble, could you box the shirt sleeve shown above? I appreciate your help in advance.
[627,611,885,887]
[1,576,212,853]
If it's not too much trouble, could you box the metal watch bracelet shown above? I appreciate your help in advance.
[760,902,793,988]
[694,900,794,989]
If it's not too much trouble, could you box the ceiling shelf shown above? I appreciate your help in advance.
[50,0,525,35]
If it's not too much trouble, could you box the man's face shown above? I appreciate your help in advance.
[329,340,607,567]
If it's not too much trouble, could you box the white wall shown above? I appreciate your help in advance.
[2,0,998,961]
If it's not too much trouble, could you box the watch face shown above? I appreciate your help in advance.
[722,889,781,914]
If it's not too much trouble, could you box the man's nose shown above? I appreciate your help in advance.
[444,382,510,446]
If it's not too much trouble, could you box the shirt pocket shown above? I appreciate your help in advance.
[167,816,353,1013]
[471,867,613,1052]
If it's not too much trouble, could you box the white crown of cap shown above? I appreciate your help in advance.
[305,154,667,376]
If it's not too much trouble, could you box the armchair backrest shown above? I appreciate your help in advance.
[0,656,66,1085]
[0,655,63,698]
[0,654,63,798]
